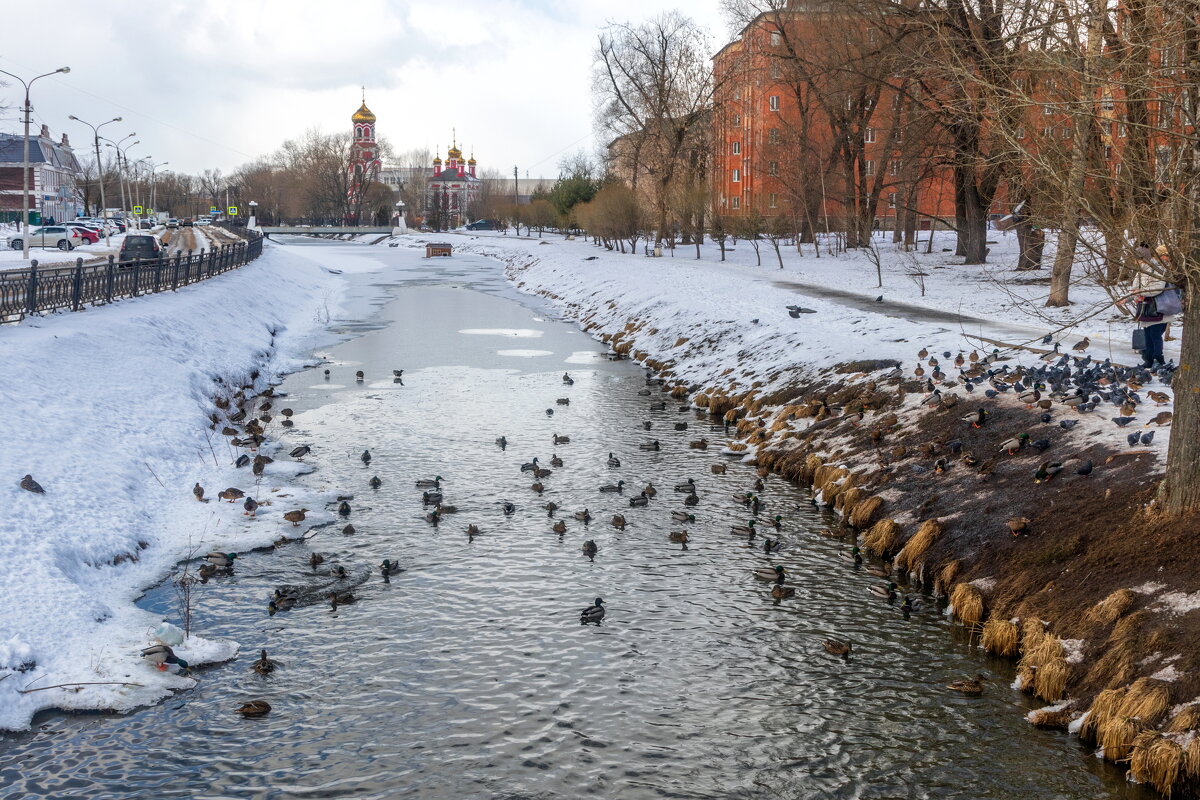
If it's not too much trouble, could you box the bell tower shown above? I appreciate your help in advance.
[347,87,381,223]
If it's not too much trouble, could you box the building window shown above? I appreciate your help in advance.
[770,61,782,80]
[1043,103,1054,115]
[1016,126,1025,139]
[1062,126,1072,138]
[1042,126,1054,137]
[1104,145,1113,160]
[865,160,875,176]
[888,192,897,208]
[769,95,780,111]
[768,128,779,144]
[1015,77,1026,91]
[889,160,900,176]
[867,28,877,44]
[1118,123,1127,138]
[865,127,876,143]
[732,168,741,183]
[770,31,781,47]
[768,161,778,176]
[731,195,741,209]
[768,193,778,208]
[733,141,741,155]
[733,114,741,128]
[1115,162,1123,175]
[1101,93,1114,111]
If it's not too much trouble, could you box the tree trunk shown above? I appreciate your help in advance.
[1016,223,1045,270]
[1104,226,1126,284]
[954,168,968,257]
[1164,279,1200,513]
[961,182,989,264]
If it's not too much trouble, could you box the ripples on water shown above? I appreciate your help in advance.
[0,254,1151,800]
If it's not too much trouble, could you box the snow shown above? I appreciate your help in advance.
[971,577,997,593]
[1061,638,1087,664]
[1133,581,1167,595]
[1068,711,1088,735]
[1154,590,1200,615]
[1027,701,1073,723]
[1151,664,1183,682]
[0,240,355,730]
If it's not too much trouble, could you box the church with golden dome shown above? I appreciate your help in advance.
[347,93,382,223]
[427,133,481,229]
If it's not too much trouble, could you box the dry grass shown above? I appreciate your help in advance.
[837,486,864,514]
[1079,687,1127,744]
[800,454,824,484]
[1015,664,1036,692]
[949,583,986,628]
[1185,737,1200,780]
[862,519,901,556]
[1098,715,1140,763]
[981,618,1020,657]
[1028,707,1073,729]
[848,495,883,529]
[894,519,941,571]
[1129,732,1183,795]
[934,560,960,596]
[1117,677,1171,726]
[1035,658,1070,703]
[1021,617,1047,654]
[1165,704,1200,733]
[1089,588,1136,625]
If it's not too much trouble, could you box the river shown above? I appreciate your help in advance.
[0,238,1149,799]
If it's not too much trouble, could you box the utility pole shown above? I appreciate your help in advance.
[69,112,122,247]
[0,66,70,259]
[513,165,519,205]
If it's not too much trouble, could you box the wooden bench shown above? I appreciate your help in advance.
[425,243,453,258]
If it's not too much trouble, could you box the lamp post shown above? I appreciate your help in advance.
[104,134,136,225]
[147,160,168,220]
[68,113,122,247]
[0,66,70,260]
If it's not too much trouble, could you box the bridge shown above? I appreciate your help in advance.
[260,226,394,238]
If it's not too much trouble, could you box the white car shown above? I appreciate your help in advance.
[166,218,180,229]
[8,226,84,251]
[195,219,212,226]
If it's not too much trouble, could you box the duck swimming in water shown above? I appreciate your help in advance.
[580,597,605,623]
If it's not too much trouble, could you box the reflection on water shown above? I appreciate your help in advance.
[0,242,1151,800]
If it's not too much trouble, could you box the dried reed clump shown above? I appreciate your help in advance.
[1079,688,1126,744]
[1098,715,1140,763]
[670,384,689,398]
[723,408,740,423]
[1014,664,1036,692]
[949,583,986,629]
[1118,678,1171,727]
[1089,588,1136,625]
[694,393,711,408]
[799,454,824,484]
[1165,704,1200,733]
[894,520,941,572]
[933,560,960,596]
[862,519,900,555]
[981,618,1020,657]
[1021,617,1047,654]
[726,442,748,453]
[1035,657,1070,703]
[613,341,633,356]
[1028,707,1073,729]
[1185,737,1200,780]
[1129,732,1183,794]
[837,486,864,514]
[848,495,883,529]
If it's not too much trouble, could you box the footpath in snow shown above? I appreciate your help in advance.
[0,242,363,730]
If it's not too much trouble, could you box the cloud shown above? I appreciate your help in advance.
[0,0,726,177]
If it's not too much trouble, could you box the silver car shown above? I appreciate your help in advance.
[8,226,84,251]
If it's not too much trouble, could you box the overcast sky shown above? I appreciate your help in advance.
[0,1,727,179]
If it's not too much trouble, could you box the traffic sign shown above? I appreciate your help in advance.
[228,206,238,216]
[210,206,218,214]
[133,205,143,214]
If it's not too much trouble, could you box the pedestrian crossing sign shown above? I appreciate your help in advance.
[133,205,143,214]
[228,206,238,215]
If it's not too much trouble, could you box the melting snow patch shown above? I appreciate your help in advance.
[1151,664,1183,682]
[970,577,997,593]
[1154,590,1200,614]
[1133,582,1167,595]
[1061,639,1086,664]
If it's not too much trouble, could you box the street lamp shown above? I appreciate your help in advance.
[103,134,137,224]
[0,66,70,260]
[147,161,168,219]
[68,112,122,247]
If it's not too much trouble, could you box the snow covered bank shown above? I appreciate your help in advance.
[0,243,352,729]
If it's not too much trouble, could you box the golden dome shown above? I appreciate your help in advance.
[467,153,477,165]
[352,102,376,124]
[433,153,442,164]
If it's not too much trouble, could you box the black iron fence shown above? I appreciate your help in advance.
[0,232,264,320]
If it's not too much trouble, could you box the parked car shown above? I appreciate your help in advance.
[465,219,496,231]
[139,220,153,230]
[8,226,83,251]
[119,234,164,262]
[182,218,194,227]
[166,218,180,229]
[62,223,100,244]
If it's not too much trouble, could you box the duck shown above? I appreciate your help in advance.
[562,372,574,385]
[948,674,986,696]
[192,482,205,502]
[218,487,245,503]
[675,478,697,493]
[252,649,276,675]
[422,490,443,506]
[198,563,217,583]
[674,422,688,431]
[360,450,372,465]
[574,509,593,523]
[869,581,899,599]
[415,476,443,488]
[309,552,324,569]
[999,433,1030,455]
[236,700,272,717]
[328,591,356,610]
[642,421,653,430]
[754,564,785,581]
[1033,461,1064,483]
[541,501,557,516]
[611,514,627,530]
[282,507,309,527]
[600,481,625,493]
[243,497,259,517]
[205,551,237,568]
[771,585,796,599]
[1007,516,1030,535]
[550,454,564,467]
[466,524,480,539]
[770,515,783,530]
[639,440,661,451]
[582,540,598,558]
[338,501,352,516]
[669,530,690,543]
[355,370,365,382]
[380,559,403,576]
[711,463,727,475]
[629,493,650,507]
[671,511,695,522]
[642,483,658,498]
[330,565,348,580]
[520,458,540,473]
[866,566,891,578]
[553,434,571,445]
[557,398,570,406]
[290,445,311,459]
[552,520,568,534]
[607,452,622,468]
[823,638,852,657]
[496,436,508,449]
[840,546,863,565]
[754,478,766,492]
[1072,336,1090,352]
[342,524,356,535]
[580,597,606,623]
[267,596,294,615]
[425,509,440,525]
[546,408,555,417]
[531,482,545,494]
[683,493,699,507]
[962,408,988,428]
[534,467,552,478]
[369,476,382,489]
[762,538,784,553]
[142,644,188,671]
[436,503,458,514]
[504,502,517,515]
[731,520,757,539]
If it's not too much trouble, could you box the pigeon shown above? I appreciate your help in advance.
[875,295,883,302]
[1041,413,1053,424]
[1141,430,1155,446]
[19,474,45,494]
[1111,417,1135,428]
[1076,460,1093,476]
[1127,432,1141,446]
[1041,334,1053,345]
